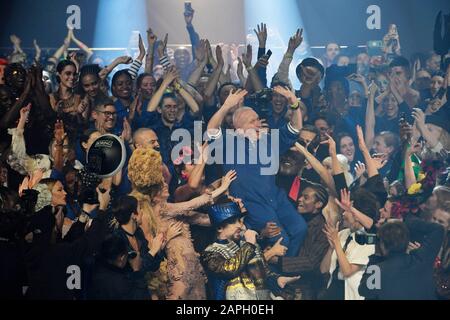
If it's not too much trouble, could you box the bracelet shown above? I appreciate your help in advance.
[289,100,300,109]
[246,66,253,72]
[173,82,182,91]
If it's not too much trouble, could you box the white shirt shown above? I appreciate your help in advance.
[328,228,375,300]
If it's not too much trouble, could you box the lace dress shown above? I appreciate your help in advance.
[138,192,213,300]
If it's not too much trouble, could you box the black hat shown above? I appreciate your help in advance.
[389,56,410,70]
[425,104,450,133]
[208,202,243,227]
[296,58,325,79]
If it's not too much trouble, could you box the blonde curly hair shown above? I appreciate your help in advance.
[128,147,164,190]
[128,147,164,238]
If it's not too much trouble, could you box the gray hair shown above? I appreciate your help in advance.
[232,107,254,129]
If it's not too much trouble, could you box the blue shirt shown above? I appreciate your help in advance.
[134,109,200,165]
[210,123,299,204]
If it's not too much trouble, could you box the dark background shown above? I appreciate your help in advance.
[1,0,449,57]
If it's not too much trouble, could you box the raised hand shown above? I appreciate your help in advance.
[216,44,224,67]
[147,28,157,46]
[157,33,168,58]
[254,23,267,48]
[194,39,207,63]
[323,221,340,249]
[33,39,41,56]
[368,80,378,97]
[222,89,248,109]
[54,120,66,143]
[334,188,353,213]
[120,118,132,143]
[405,141,422,157]
[354,161,366,179]
[348,73,366,84]
[196,141,209,164]
[320,133,337,156]
[412,108,426,132]
[137,34,146,61]
[10,34,21,46]
[273,85,297,105]
[241,44,253,68]
[117,55,133,65]
[294,142,308,155]
[237,57,244,76]
[162,66,179,86]
[372,153,388,170]
[221,170,237,189]
[184,5,195,25]
[19,103,32,128]
[287,28,304,54]
[64,28,73,46]
[356,125,369,154]
[205,39,217,67]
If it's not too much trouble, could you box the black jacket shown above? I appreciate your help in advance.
[359,218,445,300]
[89,261,150,300]
[113,227,164,274]
[25,206,111,300]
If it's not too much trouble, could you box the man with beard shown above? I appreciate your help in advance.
[133,128,172,185]
[207,88,307,257]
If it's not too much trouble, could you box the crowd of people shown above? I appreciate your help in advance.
[0,7,449,300]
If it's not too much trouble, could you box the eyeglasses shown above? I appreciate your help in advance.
[96,110,117,117]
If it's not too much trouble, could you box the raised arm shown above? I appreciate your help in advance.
[207,89,247,132]
[174,78,200,115]
[52,120,66,172]
[187,39,208,87]
[322,133,343,176]
[71,30,94,60]
[274,28,303,86]
[48,29,72,65]
[203,41,224,100]
[335,189,374,230]
[412,108,440,150]
[242,45,264,93]
[404,140,421,189]
[145,28,157,74]
[98,56,132,80]
[0,73,31,131]
[365,82,378,149]
[357,125,380,178]
[33,39,41,65]
[127,34,145,80]
[187,143,208,190]
[324,221,363,278]
[294,142,336,195]
[146,67,178,112]
[273,85,303,131]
